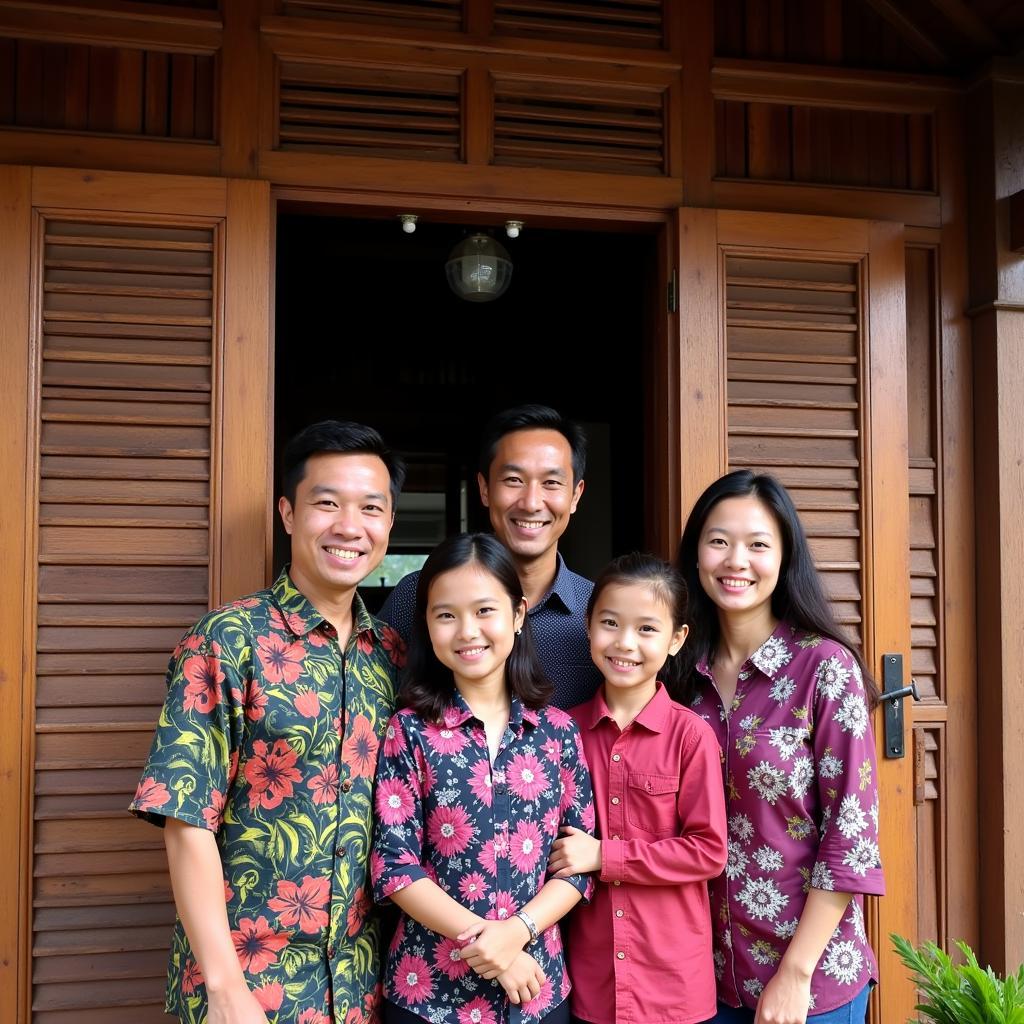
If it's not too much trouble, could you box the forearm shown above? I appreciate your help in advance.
[388,878,485,939]
[164,818,244,994]
[779,888,853,979]
[521,877,584,932]
[601,832,727,886]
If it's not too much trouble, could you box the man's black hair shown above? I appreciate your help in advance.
[282,420,406,509]
[478,404,587,484]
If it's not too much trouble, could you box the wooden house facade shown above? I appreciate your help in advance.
[0,1,1022,1021]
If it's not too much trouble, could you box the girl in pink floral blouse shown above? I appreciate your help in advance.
[677,471,884,1024]
[372,533,596,1024]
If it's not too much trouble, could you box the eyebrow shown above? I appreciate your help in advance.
[497,463,567,478]
[429,597,504,611]
[595,608,662,623]
[309,485,389,502]
[705,526,774,538]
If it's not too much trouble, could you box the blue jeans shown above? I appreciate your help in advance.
[708,984,870,1023]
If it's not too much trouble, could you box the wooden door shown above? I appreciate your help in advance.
[666,208,916,1023]
[0,167,272,1024]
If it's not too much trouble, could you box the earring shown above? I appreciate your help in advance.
[515,627,523,636]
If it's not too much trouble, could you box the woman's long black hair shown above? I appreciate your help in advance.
[587,552,690,702]
[675,470,878,706]
[400,533,553,721]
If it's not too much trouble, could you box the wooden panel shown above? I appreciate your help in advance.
[30,213,217,1021]
[493,75,667,175]
[715,99,934,191]
[0,39,215,141]
[493,0,665,49]
[277,60,463,161]
[282,0,464,31]
[0,165,32,1024]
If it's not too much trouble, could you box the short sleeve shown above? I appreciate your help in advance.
[810,646,885,897]
[128,611,249,831]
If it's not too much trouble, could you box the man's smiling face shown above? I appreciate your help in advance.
[477,428,584,565]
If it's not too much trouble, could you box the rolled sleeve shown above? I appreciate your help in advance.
[129,615,247,831]
[371,712,431,903]
[811,650,886,896]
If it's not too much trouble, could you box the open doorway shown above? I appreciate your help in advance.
[274,211,657,607]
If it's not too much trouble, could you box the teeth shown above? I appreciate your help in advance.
[609,658,639,669]
[721,578,753,588]
[325,547,360,560]
[459,647,487,656]
[513,520,545,530]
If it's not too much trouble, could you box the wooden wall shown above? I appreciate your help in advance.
[0,0,984,1019]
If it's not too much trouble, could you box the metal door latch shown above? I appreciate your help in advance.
[882,653,920,759]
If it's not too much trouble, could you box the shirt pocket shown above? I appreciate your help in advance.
[626,771,679,836]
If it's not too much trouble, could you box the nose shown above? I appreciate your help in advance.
[332,506,362,538]
[616,627,638,651]
[725,544,748,569]
[518,480,543,513]
[456,614,479,641]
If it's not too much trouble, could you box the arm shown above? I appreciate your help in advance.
[387,877,483,939]
[551,723,727,886]
[754,889,852,1024]
[165,819,268,1024]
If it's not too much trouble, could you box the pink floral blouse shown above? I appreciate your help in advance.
[371,694,595,1024]
[691,623,885,1014]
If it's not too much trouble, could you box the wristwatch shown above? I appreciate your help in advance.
[514,909,540,945]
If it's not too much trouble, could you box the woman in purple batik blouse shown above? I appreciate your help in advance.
[676,471,884,1024]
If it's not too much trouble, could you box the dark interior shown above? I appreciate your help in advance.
[274,212,656,605]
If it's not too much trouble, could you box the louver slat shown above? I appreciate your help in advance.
[494,0,664,48]
[725,254,863,641]
[31,218,215,1021]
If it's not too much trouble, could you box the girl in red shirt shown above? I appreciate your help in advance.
[549,553,728,1024]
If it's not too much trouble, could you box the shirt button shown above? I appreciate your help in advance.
[616,951,626,960]
[612,754,621,762]
[613,880,620,886]
[612,835,620,840]
[340,779,353,793]
[615,909,624,918]
[336,845,347,857]
[327,946,336,958]
[610,796,620,805]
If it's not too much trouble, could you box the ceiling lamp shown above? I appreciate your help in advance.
[445,233,513,302]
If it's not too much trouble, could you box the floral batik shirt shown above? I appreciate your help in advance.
[371,694,596,1024]
[129,568,405,1024]
[691,622,885,1014]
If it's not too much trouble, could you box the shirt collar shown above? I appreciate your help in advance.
[586,682,671,733]
[271,566,380,642]
[531,553,579,616]
[695,621,793,680]
[441,690,539,732]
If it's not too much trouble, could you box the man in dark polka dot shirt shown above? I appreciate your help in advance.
[379,404,602,708]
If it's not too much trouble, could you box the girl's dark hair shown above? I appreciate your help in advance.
[675,470,878,706]
[400,533,553,721]
[587,552,690,701]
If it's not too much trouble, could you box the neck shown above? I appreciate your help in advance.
[716,607,778,665]
[454,671,511,717]
[287,565,356,644]
[515,548,559,609]
[603,679,658,729]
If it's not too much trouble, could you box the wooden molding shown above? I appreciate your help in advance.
[1010,189,1024,253]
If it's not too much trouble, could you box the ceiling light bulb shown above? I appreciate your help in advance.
[399,214,418,234]
[505,219,523,239]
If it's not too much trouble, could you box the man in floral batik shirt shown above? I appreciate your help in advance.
[131,421,407,1024]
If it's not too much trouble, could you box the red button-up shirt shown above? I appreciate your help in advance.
[567,684,728,1024]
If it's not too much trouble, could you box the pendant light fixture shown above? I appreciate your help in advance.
[445,233,513,302]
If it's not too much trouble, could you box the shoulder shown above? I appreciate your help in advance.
[665,699,720,745]
[563,566,594,599]
[176,588,270,647]
[535,703,581,739]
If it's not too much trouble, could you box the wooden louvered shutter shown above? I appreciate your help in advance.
[672,208,916,1024]
[4,168,271,1024]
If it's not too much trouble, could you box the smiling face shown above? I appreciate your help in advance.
[589,581,688,698]
[697,494,783,627]
[426,561,526,695]
[278,452,393,607]
[477,428,584,565]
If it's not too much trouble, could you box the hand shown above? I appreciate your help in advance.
[496,951,545,1005]
[547,826,601,878]
[207,981,271,1024]
[754,964,812,1024]
[457,918,531,977]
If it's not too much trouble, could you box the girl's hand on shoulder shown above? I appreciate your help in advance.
[496,951,545,1005]
[456,918,530,977]
[753,964,812,1024]
[547,826,601,878]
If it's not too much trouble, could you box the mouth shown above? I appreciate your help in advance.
[324,545,362,561]
[718,576,754,590]
[511,518,549,532]
[607,656,641,671]
[456,646,489,660]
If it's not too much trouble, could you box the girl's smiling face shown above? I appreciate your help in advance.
[589,582,688,696]
[697,495,783,622]
[426,562,526,694]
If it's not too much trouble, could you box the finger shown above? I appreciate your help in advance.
[527,977,541,998]
[456,923,486,942]
[560,826,581,836]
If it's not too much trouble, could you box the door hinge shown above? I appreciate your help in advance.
[666,268,678,314]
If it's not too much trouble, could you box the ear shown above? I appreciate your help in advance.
[278,495,295,536]
[668,623,689,657]
[569,478,585,514]
[477,471,490,508]
[513,597,527,633]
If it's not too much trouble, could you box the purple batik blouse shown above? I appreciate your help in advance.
[691,622,885,1014]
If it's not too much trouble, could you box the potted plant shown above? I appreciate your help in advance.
[892,934,1024,1023]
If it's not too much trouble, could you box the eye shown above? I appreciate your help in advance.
[476,606,497,616]
[639,624,659,634]
[543,479,564,489]
[707,537,727,547]
[750,541,770,550]
[363,503,385,514]
[502,475,523,486]
[315,499,338,509]
[435,611,454,621]
[599,617,618,628]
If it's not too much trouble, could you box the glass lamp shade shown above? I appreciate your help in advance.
[445,234,513,302]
